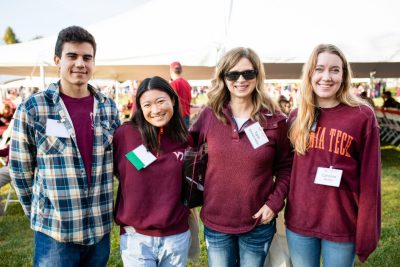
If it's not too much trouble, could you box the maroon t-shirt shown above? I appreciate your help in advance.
[60,93,94,186]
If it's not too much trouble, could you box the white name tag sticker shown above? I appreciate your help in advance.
[314,167,343,187]
[46,119,70,138]
[244,122,269,149]
[125,144,157,170]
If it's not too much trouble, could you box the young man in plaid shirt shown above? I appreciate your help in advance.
[10,26,120,266]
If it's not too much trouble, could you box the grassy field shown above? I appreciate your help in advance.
[0,148,399,266]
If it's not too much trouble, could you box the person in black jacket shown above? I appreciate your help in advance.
[382,91,400,109]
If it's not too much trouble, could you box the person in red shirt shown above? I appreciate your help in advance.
[286,44,381,266]
[170,61,192,128]
[190,47,293,267]
[113,76,190,267]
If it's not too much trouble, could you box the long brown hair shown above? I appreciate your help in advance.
[289,44,369,155]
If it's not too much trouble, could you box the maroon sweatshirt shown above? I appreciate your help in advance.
[285,104,381,262]
[190,106,293,234]
[113,124,189,236]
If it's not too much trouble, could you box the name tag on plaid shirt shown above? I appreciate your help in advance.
[46,119,70,138]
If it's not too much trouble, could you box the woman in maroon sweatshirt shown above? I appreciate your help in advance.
[286,44,381,266]
[113,76,190,266]
[190,47,293,267]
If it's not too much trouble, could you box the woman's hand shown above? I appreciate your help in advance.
[253,204,275,224]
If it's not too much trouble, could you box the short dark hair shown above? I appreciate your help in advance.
[383,91,392,97]
[278,98,290,105]
[132,76,188,151]
[54,26,96,58]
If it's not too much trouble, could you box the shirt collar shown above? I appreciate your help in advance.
[44,81,107,104]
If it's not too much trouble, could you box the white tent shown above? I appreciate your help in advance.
[0,0,399,81]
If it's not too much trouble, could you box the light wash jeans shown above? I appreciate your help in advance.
[204,220,276,267]
[34,231,110,267]
[286,228,356,267]
[120,228,190,267]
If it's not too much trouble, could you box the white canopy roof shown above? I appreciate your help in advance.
[0,0,399,80]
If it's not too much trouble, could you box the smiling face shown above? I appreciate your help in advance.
[225,57,257,102]
[139,89,174,127]
[311,52,343,108]
[54,42,94,91]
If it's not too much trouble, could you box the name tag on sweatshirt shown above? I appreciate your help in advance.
[125,145,156,170]
[314,166,343,187]
[244,122,269,149]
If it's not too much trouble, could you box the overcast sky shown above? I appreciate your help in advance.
[0,0,148,44]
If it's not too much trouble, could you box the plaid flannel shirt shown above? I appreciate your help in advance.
[9,82,120,245]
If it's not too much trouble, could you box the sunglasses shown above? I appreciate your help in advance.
[224,69,258,81]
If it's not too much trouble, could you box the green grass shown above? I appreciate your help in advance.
[1,148,399,266]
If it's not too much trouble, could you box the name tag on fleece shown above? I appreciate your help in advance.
[244,122,269,149]
[125,145,157,170]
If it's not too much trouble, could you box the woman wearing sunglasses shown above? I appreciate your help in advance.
[190,47,293,267]
[285,44,381,266]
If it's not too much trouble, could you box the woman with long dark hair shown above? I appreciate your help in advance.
[113,76,190,266]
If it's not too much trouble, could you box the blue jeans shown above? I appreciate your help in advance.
[33,231,110,267]
[204,220,276,267]
[286,229,356,267]
[120,228,191,267]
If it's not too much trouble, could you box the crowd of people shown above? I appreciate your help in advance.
[0,25,385,267]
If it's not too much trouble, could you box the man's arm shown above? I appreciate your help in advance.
[9,103,36,218]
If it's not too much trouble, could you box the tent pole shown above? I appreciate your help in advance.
[115,80,119,106]
[40,64,46,91]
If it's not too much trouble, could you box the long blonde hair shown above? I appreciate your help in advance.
[208,47,278,124]
[289,44,368,155]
